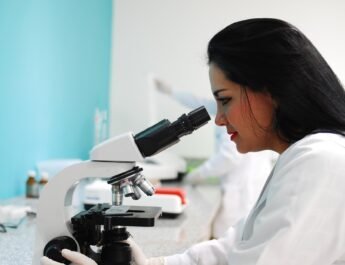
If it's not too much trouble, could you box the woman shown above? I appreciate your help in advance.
[42,18,345,265]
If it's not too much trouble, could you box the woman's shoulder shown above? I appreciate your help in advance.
[273,132,345,190]
[287,133,345,152]
[281,133,345,165]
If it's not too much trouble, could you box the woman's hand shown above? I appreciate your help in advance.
[40,249,97,265]
[127,238,165,265]
[40,239,165,265]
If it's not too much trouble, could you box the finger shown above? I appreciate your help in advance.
[40,256,64,265]
[126,238,147,264]
[127,238,142,256]
[61,249,97,265]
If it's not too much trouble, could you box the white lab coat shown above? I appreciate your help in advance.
[171,90,276,238]
[165,132,345,265]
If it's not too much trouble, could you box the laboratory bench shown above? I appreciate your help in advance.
[0,184,221,265]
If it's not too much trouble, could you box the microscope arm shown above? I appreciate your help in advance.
[33,161,135,264]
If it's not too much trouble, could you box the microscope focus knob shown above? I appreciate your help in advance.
[43,236,78,264]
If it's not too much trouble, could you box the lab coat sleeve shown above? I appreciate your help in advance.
[171,90,217,116]
[165,220,245,265]
[229,135,345,265]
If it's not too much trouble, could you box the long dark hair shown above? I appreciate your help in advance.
[207,18,345,143]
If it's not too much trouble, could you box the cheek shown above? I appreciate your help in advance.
[248,94,275,129]
[256,105,274,127]
[224,103,248,126]
[228,106,242,122]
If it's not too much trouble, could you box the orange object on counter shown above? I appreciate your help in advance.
[154,187,187,205]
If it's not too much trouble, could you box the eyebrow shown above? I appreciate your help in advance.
[213,89,227,98]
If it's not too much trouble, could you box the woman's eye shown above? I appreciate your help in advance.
[218,97,231,106]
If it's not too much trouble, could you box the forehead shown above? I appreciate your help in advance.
[209,64,242,95]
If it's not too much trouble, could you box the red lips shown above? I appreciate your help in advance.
[230,131,238,141]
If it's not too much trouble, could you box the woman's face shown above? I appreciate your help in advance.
[209,64,288,154]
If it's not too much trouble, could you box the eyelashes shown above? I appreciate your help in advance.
[217,97,232,106]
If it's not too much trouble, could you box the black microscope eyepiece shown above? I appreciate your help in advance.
[134,106,210,157]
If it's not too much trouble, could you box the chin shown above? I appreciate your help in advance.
[236,144,263,154]
[236,145,250,154]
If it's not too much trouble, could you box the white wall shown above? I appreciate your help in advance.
[110,0,345,158]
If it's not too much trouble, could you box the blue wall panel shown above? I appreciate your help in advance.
[0,0,113,199]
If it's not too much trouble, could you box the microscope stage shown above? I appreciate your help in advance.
[72,203,162,227]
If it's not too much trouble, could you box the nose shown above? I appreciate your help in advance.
[215,110,227,126]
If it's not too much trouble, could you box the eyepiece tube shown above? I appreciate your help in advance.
[134,106,210,157]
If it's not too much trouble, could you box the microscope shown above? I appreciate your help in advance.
[32,106,210,265]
